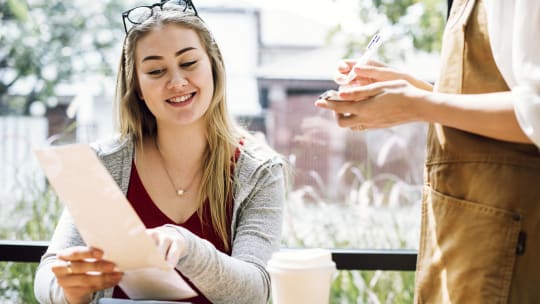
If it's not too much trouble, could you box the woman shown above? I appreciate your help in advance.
[317,0,540,303]
[34,1,286,303]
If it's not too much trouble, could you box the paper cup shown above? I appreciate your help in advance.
[267,248,336,304]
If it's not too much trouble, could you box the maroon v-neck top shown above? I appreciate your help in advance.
[112,147,240,303]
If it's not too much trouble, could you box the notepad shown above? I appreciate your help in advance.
[35,143,197,300]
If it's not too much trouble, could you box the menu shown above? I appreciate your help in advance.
[35,143,197,300]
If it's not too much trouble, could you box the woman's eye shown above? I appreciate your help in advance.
[181,60,197,68]
[148,69,164,76]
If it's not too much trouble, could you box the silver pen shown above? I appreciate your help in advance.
[342,33,383,83]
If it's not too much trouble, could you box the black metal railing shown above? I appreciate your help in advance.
[0,240,416,271]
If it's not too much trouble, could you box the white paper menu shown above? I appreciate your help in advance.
[35,143,197,300]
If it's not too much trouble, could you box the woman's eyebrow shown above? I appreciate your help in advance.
[175,47,196,57]
[141,47,197,63]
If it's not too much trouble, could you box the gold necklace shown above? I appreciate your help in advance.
[155,140,199,196]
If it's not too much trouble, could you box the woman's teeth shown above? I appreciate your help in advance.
[168,93,193,103]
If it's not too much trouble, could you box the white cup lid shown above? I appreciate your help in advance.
[267,248,335,270]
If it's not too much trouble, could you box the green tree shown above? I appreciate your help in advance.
[372,0,446,53]
[0,0,125,115]
[334,0,446,60]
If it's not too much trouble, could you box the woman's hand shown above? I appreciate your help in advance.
[52,246,123,304]
[335,59,433,91]
[315,79,430,130]
[147,226,186,268]
[316,59,433,131]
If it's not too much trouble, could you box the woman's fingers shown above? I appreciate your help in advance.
[147,229,169,260]
[54,246,117,277]
[335,60,393,86]
[316,100,370,128]
[51,259,118,276]
[337,59,355,73]
[316,79,415,129]
[158,237,173,261]
[351,63,434,91]
[51,260,75,276]
[315,99,359,113]
[57,246,103,261]
[336,59,387,74]
[329,112,362,128]
[340,79,407,101]
[147,228,173,260]
[316,82,387,109]
[352,65,394,81]
[335,112,364,128]
[56,272,123,289]
[166,239,182,268]
[52,246,121,285]
[147,226,186,267]
[335,60,361,84]
[52,246,123,304]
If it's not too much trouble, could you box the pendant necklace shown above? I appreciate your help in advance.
[155,140,199,196]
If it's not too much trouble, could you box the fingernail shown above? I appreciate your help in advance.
[92,249,103,258]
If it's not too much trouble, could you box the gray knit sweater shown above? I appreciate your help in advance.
[34,136,285,304]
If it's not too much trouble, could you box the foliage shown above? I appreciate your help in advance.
[283,157,422,303]
[331,270,415,304]
[282,116,425,302]
[0,262,40,304]
[0,160,62,303]
[334,0,446,61]
[384,0,446,53]
[0,0,125,115]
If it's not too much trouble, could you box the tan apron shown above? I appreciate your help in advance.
[414,0,540,303]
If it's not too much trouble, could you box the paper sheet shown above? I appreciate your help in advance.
[35,143,197,299]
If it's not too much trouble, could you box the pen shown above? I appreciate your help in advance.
[343,33,383,83]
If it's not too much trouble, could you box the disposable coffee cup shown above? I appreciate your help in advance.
[267,248,336,304]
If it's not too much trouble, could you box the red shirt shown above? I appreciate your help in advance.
[113,147,240,303]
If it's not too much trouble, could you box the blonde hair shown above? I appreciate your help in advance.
[115,10,238,250]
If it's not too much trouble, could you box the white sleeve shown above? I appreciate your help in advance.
[511,0,540,148]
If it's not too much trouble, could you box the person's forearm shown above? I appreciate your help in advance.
[419,91,532,143]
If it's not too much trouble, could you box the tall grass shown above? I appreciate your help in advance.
[283,160,422,303]
[0,162,62,303]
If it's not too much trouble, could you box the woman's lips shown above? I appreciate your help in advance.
[167,92,195,104]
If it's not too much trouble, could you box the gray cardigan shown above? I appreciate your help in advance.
[34,136,285,304]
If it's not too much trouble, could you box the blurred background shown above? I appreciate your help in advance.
[0,0,446,302]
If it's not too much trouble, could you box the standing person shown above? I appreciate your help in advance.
[316,0,540,303]
[34,1,286,303]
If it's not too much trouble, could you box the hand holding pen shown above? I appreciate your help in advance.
[338,33,383,85]
[319,33,384,101]
[315,32,435,132]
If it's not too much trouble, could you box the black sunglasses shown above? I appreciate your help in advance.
[122,0,199,34]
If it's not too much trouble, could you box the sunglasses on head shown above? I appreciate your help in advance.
[121,0,199,34]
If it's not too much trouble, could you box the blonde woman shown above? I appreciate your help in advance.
[34,1,286,303]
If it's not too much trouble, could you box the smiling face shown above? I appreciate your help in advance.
[135,24,214,129]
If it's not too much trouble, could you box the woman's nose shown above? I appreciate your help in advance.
[167,72,188,90]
